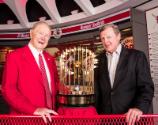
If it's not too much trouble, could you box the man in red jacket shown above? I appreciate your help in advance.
[2,21,59,123]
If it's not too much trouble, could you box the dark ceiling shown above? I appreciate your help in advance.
[0,0,153,31]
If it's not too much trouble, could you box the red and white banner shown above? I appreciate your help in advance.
[0,9,130,40]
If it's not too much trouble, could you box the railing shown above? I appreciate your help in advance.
[0,115,158,125]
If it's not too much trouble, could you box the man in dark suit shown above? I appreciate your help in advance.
[2,21,58,123]
[94,24,154,125]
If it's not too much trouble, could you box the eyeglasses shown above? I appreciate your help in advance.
[35,31,51,39]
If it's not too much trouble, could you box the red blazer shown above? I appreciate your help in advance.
[2,45,59,114]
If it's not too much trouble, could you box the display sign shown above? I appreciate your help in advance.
[0,9,130,40]
[146,6,158,113]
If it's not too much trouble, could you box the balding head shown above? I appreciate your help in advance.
[32,21,51,31]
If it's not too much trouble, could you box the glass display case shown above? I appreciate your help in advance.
[0,48,12,114]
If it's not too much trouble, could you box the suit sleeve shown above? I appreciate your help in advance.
[2,52,36,114]
[51,56,60,110]
[134,52,154,113]
[94,55,102,113]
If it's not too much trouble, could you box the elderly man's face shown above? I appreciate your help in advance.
[30,24,51,52]
[100,27,121,53]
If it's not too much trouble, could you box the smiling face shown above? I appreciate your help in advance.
[30,22,51,52]
[100,25,121,54]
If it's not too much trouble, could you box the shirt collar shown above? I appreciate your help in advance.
[28,42,43,56]
[106,44,122,56]
[116,44,122,55]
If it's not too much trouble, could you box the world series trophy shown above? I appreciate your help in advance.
[58,46,98,106]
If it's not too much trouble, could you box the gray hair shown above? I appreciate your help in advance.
[99,23,120,35]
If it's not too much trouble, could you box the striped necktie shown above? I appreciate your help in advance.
[39,54,52,109]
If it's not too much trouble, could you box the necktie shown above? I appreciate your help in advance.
[39,54,52,109]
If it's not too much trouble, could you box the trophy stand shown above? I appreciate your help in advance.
[57,46,98,116]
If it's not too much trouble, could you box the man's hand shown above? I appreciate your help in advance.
[33,108,58,123]
[125,108,143,125]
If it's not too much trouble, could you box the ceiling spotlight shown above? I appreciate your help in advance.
[122,28,131,32]
[7,20,14,24]
[104,0,112,2]
[71,10,79,15]
[39,16,46,21]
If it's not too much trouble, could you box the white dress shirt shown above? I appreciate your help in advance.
[28,43,52,92]
[106,44,122,87]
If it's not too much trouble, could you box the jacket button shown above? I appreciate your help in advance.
[111,91,114,95]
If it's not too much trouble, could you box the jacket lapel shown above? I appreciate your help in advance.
[22,46,43,86]
[99,52,111,87]
[43,52,56,109]
[113,47,128,89]
[43,52,55,92]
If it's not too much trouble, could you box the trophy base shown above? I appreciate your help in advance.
[58,94,95,107]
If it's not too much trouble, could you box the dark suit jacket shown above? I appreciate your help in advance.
[2,45,59,114]
[94,46,154,114]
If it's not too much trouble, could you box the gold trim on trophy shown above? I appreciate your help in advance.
[58,46,97,106]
